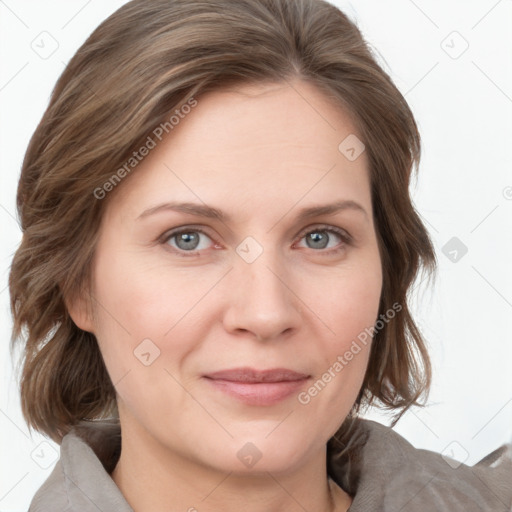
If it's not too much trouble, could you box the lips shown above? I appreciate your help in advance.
[203,367,310,406]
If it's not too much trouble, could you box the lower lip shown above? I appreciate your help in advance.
[204,378,309,406]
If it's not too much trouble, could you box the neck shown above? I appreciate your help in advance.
[110,423,352,512]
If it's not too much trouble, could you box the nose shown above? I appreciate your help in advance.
[222,248,303,342]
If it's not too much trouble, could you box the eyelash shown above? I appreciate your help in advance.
[159,224,352,258]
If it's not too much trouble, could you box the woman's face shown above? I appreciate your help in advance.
[71,80,382,474]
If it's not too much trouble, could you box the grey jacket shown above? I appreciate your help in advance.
[28,418,512,511]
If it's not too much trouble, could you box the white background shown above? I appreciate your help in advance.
[1,1,511,510]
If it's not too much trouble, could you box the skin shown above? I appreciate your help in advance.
[68,79,383,512]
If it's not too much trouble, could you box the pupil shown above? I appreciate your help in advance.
[309,231,328,249]
[177,232,199,250]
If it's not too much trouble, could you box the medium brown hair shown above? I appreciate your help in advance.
[9,0,436,445]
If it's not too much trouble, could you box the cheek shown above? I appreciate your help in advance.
[314,261,382,351]
[89,244,222,402]
[92,245,209,339]
[300,260,381,421]
[89,250,179,383]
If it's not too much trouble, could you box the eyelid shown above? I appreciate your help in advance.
[158,225,218,253]
[295,223,352,244]
[159,223,352,256]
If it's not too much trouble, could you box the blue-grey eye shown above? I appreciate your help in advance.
[298,228,346,251]
[165,230,212,252]
[175,232,200,250]
[306,231,330,249]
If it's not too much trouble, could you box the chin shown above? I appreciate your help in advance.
[197,431,319,475]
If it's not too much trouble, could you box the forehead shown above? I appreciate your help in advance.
[106,80,371,221]
[172,80,363,153]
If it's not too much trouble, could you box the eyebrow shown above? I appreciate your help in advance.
[137,199,369,223]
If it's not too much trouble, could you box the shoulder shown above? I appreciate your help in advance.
[28,432,85,512]
[330,418,512,512]
[28,420,130,512]
[28,458,71,512]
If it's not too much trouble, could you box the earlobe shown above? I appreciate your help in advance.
[65,291,95,333]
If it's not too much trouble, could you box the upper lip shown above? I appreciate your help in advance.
[204,367,309,383]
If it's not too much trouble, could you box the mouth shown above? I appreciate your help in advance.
[203,367,310,406]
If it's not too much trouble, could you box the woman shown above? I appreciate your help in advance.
[9,0,511,511]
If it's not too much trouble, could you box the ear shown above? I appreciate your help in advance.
[64,289,95,333]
